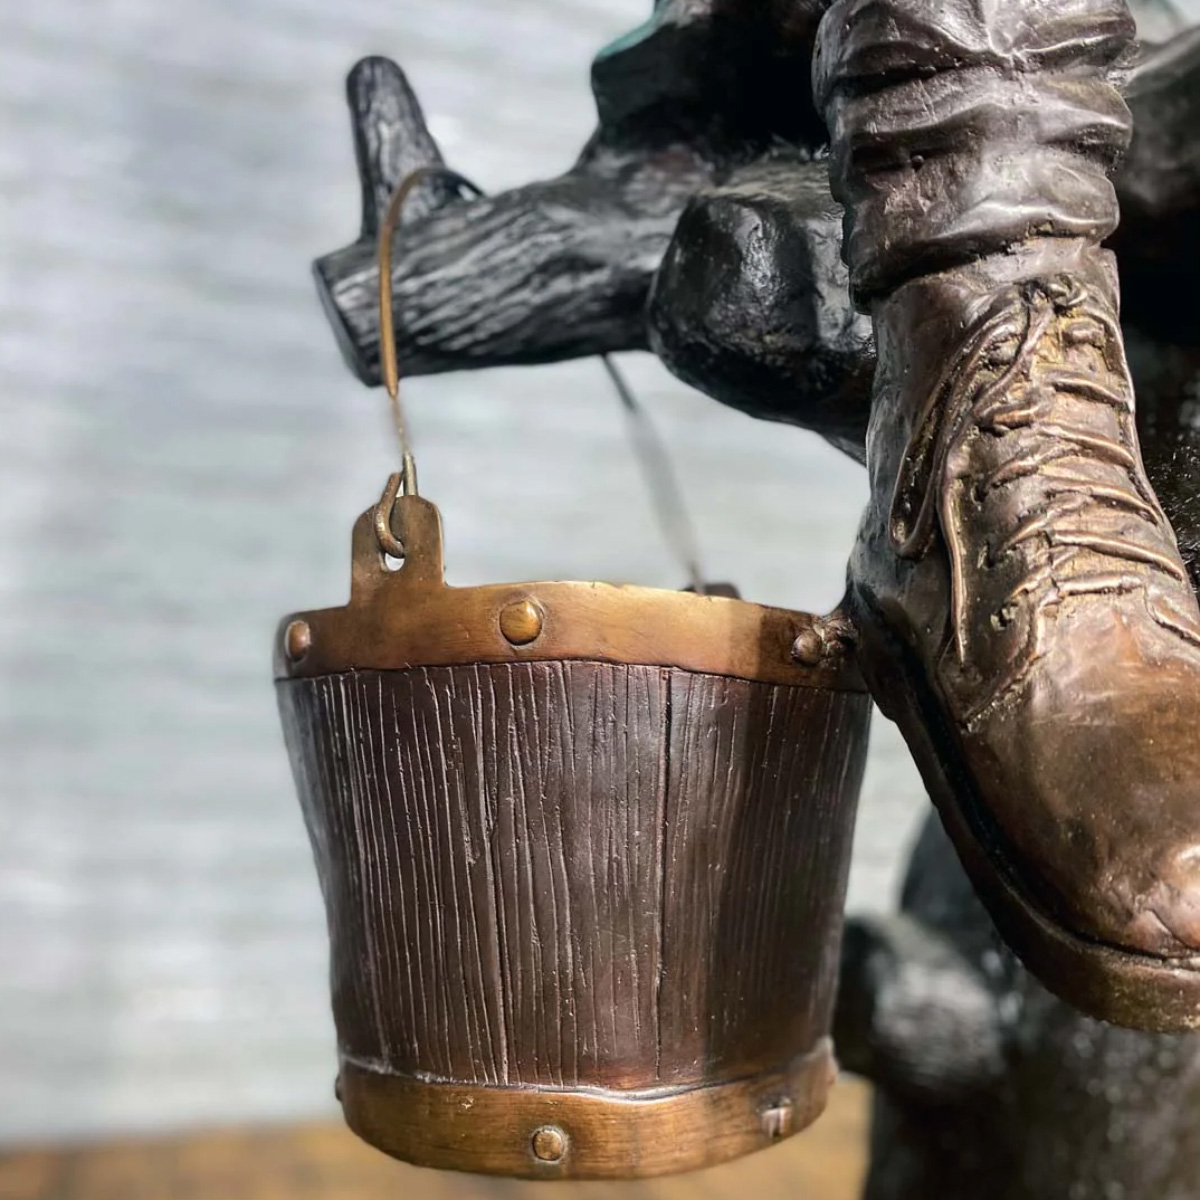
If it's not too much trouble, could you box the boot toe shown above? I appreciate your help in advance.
[1132,849,1200,957]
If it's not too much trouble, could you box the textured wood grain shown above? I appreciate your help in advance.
[659,671,866,1081]
[278,660,868,1094]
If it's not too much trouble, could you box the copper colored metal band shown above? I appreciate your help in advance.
[275,495,864,692]
[337,1040,837,1180]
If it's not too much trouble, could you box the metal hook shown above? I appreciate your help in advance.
[373,454,420,562]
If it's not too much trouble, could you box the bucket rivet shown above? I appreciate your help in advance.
[531,1126,566,1162]
[791,627,825,667]
[500,600,544,646]
[285,620,312,663]
[761,1099,795,1140]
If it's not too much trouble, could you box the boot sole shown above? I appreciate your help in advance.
[850,585,1200,1032]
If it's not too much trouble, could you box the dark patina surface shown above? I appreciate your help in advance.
[309,1,1200,1193]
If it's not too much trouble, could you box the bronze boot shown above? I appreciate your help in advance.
[816,0,1200,1028]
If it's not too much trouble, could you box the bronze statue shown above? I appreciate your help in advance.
[299,0,1200,1192]
[280,117,871,1178]
[315,0,1200,1026]
[818,0,1200,1030]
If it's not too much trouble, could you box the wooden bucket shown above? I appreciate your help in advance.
[275,488,870,1180]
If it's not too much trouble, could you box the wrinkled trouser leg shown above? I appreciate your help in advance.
[813,0,1137,303]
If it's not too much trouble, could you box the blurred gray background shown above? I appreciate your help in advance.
[1,0,1194,1147]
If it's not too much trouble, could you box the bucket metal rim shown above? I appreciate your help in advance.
[335,1038,837,1180]
[275,494,864,692]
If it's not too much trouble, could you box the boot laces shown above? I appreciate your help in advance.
[890,277,1198,708]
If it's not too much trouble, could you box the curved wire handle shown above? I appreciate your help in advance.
[374,165,705,590]
[374,165,483,558]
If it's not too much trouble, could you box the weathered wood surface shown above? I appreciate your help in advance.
[278,662,867,1091]
[317,11,1200,411]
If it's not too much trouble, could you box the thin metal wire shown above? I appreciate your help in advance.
[375,165,706,591]
[601,356,706,594]
[376,164,484,494]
